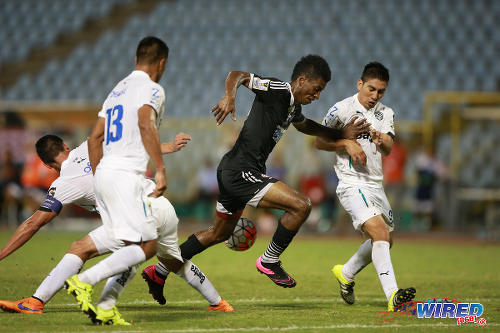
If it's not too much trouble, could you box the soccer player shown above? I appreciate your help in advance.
[0,134,233,325]
[62,36,170,319]
[315,62,416,311]
[142,55,370,296]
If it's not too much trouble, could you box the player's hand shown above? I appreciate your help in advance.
[370,129,383,146]
[344,140,367,166]
[342,116,371,140]
[149,169,167,197]
[172,132,191,152]
[211,95,236,126]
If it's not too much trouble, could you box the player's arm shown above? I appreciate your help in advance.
[0,210,57,260]
[211,71,251,125]
[138,104,166,197]
[88,117,105,175]
[293,116,371,140]
[160,132,191,154]
[315,137,367,166]
[370,130,394,156]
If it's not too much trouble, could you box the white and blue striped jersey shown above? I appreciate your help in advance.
[322,93,395,187]
[97,70,165,174]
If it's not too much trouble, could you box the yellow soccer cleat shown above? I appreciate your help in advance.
[93,306,131,326]
[64,275,96,316]
[0,297,44,314]
[208,299,234,312]
[388,287,416,312]
[331,265,355,305]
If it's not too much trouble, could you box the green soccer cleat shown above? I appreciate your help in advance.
[93,306,131,326]
[64,275,96,317]
[388,287,416,312]
[331,265,355,305]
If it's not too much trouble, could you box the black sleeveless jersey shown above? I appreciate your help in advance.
[218,74,305,174]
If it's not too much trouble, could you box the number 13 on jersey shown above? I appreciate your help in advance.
[105,105,123,145]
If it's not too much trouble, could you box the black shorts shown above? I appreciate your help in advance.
[216,169,278,215]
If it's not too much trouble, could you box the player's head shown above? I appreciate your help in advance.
[135,36,169,82]
[357,62,389,109]
[291,55,331,105]
[35,135,70,170]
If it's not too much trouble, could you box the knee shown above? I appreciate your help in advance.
[67,239,91,261]
[293,195,312,218]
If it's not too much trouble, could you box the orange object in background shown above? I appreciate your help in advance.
[20,153,58,190]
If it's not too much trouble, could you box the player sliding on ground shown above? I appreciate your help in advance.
[0,134,231,324]
[142,55,370,299]
[315,62,416,311]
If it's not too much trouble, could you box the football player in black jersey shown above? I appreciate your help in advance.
[142,55,369,297]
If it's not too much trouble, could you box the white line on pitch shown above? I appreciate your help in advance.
[78,322,499,333]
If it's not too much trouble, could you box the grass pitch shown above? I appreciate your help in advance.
[0,231,498,332]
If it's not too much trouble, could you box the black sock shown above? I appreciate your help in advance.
[262,220,298,263]
[180,234,207,260]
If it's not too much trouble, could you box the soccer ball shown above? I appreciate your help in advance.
[224,217,257,251]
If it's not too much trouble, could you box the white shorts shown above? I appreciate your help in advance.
[89,191,183,262]
[336,183,394,232]
[94,169,157,242]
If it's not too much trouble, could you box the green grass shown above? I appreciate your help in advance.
[0,231,499,332]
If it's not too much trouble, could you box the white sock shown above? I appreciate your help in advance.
[155,262,170,278]
[342,239,372,282]
[97,265,138,310]
[78,245,145,285]
[372,240,398,301]
[176,260,221,306]
[33,253,83,303]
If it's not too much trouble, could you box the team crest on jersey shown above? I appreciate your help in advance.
[48,187,56,197]
[251,77,270,91]
[374,110,384,121]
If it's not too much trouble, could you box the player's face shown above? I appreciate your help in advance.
[295,76,327,105]
[357,78,387,109]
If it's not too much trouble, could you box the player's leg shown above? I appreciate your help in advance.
[91,265,137,326]
[153,258,233,311]
[76,239,156,286]
[0,235,100,314]
[180,168,262,260]
[143,206,233,311]
[180,215,240,260]
[331,238,372,305]
[255,181,312,288]
[66,170,158,310]
[362,217,415,311]
[331,185,391,304]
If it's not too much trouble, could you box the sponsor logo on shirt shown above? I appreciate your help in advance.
[109,88,127,98]
[252,77,270,91]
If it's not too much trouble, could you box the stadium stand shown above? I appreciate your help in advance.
[1,0,499,121]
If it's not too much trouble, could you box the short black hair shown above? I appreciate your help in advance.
[291,55,331,83]
[136,36,169,65]
[36,135,64,164]
[361,62,389,83]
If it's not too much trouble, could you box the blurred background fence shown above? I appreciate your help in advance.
[0,0,499,240]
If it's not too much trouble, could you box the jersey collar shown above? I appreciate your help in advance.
[130,70,151,79]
